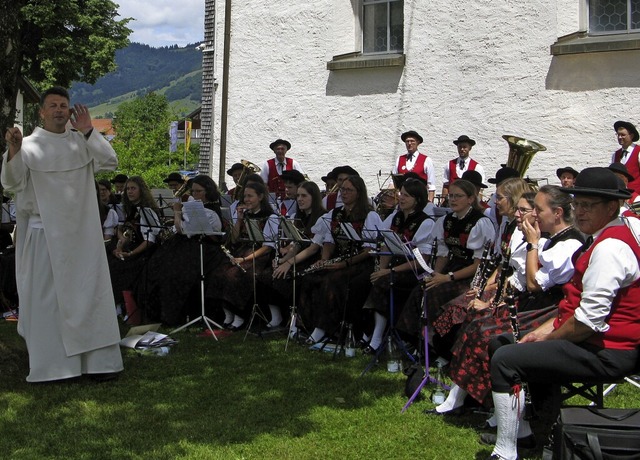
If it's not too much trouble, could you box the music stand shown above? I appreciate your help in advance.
[402,248,449,413]
[280,217,312,350]
[169,201,223,339]
[360,229,419,377]
[243,216,271,341]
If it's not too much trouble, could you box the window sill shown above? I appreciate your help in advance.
[551,31,640,56]
[326,52,405,71]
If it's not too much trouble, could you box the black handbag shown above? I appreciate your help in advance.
[544,407,640,460]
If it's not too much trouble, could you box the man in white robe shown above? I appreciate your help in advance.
[3,86,123,382]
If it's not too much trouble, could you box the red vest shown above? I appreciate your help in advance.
[446,158,478,185]
[614,145,640,194]
[397,153,429,181]
[325,192,338,211]
[267,157,294,198]
[555,224,640,350]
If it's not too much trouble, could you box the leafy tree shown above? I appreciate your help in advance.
[1,0,131,149]
[107,93,198,188]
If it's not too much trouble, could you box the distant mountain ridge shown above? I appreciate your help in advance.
[70,42,203,115]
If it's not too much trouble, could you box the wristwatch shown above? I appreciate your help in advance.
[448,271,455,281]
[526,243,539,252]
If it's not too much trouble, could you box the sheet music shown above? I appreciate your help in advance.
[182,201,215,236]
[339,222,361,241]
[412,247,434,276]
[281,218,311,243]
[379,229,409,257]
[245,218,265,243]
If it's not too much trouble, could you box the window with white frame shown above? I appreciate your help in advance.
[362,0,404,54]
[589,0,640,33]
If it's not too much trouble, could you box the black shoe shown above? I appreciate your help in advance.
[227,323,245,332]
[362,345,379,355]
[480,433,536,450]
[223,321,233,329]
[488,455,517,460]
[423,406,465,416]
[357,338,369,349]
[88,372,120,383]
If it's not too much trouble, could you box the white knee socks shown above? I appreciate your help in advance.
[369,312,387,350]
[435,383,467,413]
[491,390,523,460]
[268,304,282,327]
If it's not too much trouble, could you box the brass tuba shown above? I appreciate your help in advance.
[233,160,261,201]
[502,135,547,178]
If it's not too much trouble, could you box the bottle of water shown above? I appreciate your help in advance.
[345,324,356,358]
[386,336,400,373]
[142,346,170,357]
[432,360,446,404]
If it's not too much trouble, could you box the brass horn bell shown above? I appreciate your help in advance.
[502,135,546,178]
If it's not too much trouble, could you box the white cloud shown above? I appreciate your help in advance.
[115,0,205,48]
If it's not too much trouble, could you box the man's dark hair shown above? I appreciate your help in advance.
[39,86,70,107]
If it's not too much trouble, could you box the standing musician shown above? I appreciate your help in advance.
[259,138,305,199]
[361,178,435,354]
[393,130,436,202]
[206,182,278,331]
[297,175,383,344]
[321,169,337,197]
[226,162,244,198]
[487,168,640,460]
[396,179,495,345]
[267,181,327,332]
[108,176,161,313]
[556,166,578,188]
[141,175,224,326]
[163,172,193,202]
[611,120,640,194]
[441,135,486,202]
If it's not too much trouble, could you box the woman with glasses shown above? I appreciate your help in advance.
[296,175,383,344]
[360,178,434,354]
[141,175,225,326]
[430,178,531,360]
[429,186,583,418]
[397,179,495,345]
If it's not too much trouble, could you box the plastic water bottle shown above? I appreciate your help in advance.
[345,324,356,358]
[432,360,446,404]
[145,346,170,357]
[386,336,400,373]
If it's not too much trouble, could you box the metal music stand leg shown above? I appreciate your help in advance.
[401,284,449,413]
[360,269,416,377]
[244,244,269,341]
[170,237,223,339]
[285,259,299,351]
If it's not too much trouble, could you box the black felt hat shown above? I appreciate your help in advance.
[453,135,476,146]
[110,173,128,184]
[607,162,634,182]
[614,121,640,142]
[556,166,579,180]
[226,163,244,176]
[332,165,360,177]
[401,130,424,144]
[269,139,291,151]
[487,166,520,184]
[280,169,305,185]
[461,170,487,188]
[559,167,631,199]
[163,172,185,184]
[321,170,338,183]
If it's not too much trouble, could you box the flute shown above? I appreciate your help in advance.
[504,283,536,420]
[221,244,247,273]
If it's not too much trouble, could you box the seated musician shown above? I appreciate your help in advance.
[322,165,359,211]
[266,181,327,332]
[226,162,244,198]
[396,179,495,346]
[229,173,265,223]
[297,175,382,344]
[163,172,193,202]
[486,168,640,460]
[110,173,127,203]
[278,169,305,217]
[108,176,161,313]
[321,170,337,197]
[206,182,278,331]
[428,187,582,419]
[430,177,531,362]
[96,180,119,241]
[142,175,224,326]
[361,178,434,354]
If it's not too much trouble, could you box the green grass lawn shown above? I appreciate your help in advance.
[1,321,638,460]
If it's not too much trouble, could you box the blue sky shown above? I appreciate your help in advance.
[116,0,205,48]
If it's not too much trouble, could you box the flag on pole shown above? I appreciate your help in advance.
[185,120,192,153]
[169,121,178,152]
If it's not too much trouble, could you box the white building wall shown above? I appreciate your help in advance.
[211,0,640,194]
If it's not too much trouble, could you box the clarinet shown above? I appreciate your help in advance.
[300,253,353,277]
[471,241,492,289]
[475,248,499,300]
[221,244,247,273]
[504,284,536,420]
[429,238,438,270]
[490,247,512,308]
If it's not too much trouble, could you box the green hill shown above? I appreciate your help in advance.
[70,42,203,118]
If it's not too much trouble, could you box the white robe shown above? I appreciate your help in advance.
[2,127,123,381]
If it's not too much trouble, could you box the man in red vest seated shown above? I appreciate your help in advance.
[484,167,640,460]
[392,130,436,202]
[611,120,640,194]
[442,135,485,200]
[259,138,305,199]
